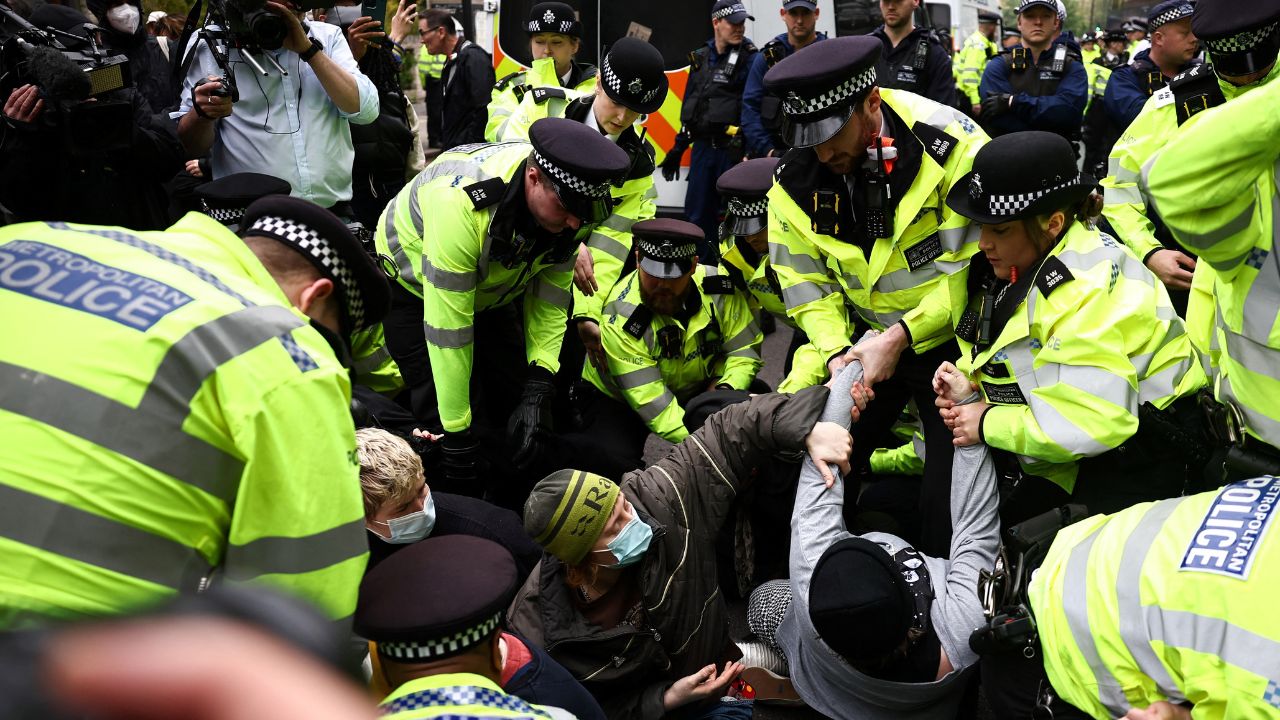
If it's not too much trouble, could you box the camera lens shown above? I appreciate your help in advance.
[245,9,287,49]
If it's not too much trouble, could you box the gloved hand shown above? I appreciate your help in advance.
[660,130,691,182]
[980,93,1014,118]
[507,366,556,470]
[441,428,480,489]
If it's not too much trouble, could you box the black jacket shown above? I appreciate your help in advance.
[87,0,177,113]
[873,25,958,108]
[440,38,495,149]
[0,87,183,230]
[366,491,543,586]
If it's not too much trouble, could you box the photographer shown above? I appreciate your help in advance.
[175,0,379,214]
[0,3,183,229]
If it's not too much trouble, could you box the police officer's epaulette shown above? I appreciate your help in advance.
[911,120,958,166]
[702,274,736,295]
[623,304,654,338]
[494,70,527,91]
[530,86,567,104]
[463,177,506,209]
[762,39,787,67]
[1035,256,1074,298]
[1167,64,1224,126]
[775,147,854,239]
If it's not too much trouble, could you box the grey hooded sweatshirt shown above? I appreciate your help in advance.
[777,361,1000,719]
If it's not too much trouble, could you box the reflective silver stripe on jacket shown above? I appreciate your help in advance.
[224,519,367,581]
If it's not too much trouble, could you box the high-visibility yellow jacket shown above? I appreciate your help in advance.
[501,88,657,324]
[585,266,763,443]
[0,214,367,627]
[767,89,987,375]
[1145,69,1280,451]
[351,323,404,395]
[418,47,445,83]
[1084,60,1112,114]
[1030,475,1280,719]
[955,223,1206,492]
[955,31,999,106]
[374,142,578,433]
[381,673,563,719]
[720,237,825,392]
[485,56,598,142]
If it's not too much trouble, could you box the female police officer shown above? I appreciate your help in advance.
[936,131,1205,523]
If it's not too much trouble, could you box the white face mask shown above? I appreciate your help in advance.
[107,3,140,34]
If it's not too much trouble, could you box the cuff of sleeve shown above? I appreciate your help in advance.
[1142,247,1163,264]
[896,319,915,346]
[977,404,993,443]
[979,404,1017,448]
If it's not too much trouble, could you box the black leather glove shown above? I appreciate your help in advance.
[660,130,691,182]
[507,366,556,471]
[441,428,479,489]
[980,93,1014,119]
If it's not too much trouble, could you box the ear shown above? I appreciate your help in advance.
[297,277,335,317]
[490,631,504,675]
[1046,210,1066,239]
[865,86,882,114]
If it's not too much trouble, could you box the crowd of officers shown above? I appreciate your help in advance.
[3,0,1280,718]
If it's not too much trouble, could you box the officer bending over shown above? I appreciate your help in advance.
[559,219,762,478]
[0,196,390,628]
[374,118,629,497]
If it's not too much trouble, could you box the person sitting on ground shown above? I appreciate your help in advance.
[356,428,542,581]
[509,386,855,719]
[356,535,601,720]
[739,357,999,718]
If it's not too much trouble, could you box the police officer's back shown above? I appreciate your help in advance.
[871,0,957,107]
[0,197,391,627]
[978,0,1088,141]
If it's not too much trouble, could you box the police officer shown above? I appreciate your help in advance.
[763,36,987,557]
[1146,0,1280,482]
[661,0,759,256]
[374,118,629,497]
[716,157,826,391]
[740,0,828,159]
[979,0,1088,142]
[1104,0,1280,323]
[1078,29,1099,64]
[1027,476,1280,718]
[942,132,1205,521]
[0,196,391,628]
[1096,2,1199,168]
[872,0,957,108]
[560,219,762,478]
[484,2,598,142]
[955,9,1002,117]
[1125,16,1150,57]
[499,38,668,386]
[418,46,446,149]
[355,536,580,719]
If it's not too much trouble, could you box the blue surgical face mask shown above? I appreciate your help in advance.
[605,514,653,568]
[374,493,436,544]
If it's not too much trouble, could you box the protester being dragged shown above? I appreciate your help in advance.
[509,384,855,717]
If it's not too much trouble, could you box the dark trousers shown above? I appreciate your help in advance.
[424,77,444,149]
[556,388,651,481]
[684,142,739,260]
[848,341,959,558]
[381,282,527,497]
[980,649,1092,719]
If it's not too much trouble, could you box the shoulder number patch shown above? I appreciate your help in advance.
[702,274,736,295]
[624,304,653,338]
[1035,256,1074,298]
[463,177,505,210]
[912,120,958,165]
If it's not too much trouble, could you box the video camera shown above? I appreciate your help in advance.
[0,0,135,154]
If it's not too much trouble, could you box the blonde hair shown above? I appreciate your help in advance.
[355,428,424,517]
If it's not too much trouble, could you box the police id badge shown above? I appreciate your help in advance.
[1180,476,1280,580]
[903,233,943,272]
[981,380,1027,405]
[895,68,919,86]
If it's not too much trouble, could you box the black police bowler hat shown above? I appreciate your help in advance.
[634,218,701,279]
[946,131,1095,225]
[528,117,631,224]
[1193,0,1280,76]
[527,2,581,38]
[716,157,779,238]
[600,37,669,114]
[763,36,882,148]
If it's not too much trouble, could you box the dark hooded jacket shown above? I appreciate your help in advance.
[507,387,828,720]
[87,0,176,113]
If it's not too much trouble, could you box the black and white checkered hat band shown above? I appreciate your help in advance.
[639,238,696,259]
[249,215,364,329]
[376,614,501,661]
[1149,4,1192,31]
[527,11,576,34]
[984,173,1083,215]
[712,2,747,18]
[201,202,245,225]
[1206,22,1279,53]
[602,55,661,105]
[783,66,877,117]
[533,149,611,198]
[728,197,767,217]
